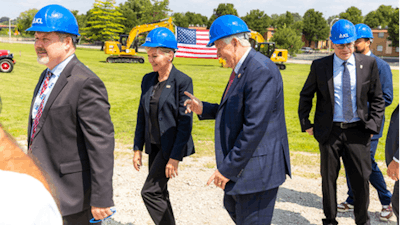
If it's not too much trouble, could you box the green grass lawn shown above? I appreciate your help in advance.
[0,42,398,161]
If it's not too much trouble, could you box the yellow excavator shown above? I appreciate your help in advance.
[104,17,174,63]
[219,30,288,70]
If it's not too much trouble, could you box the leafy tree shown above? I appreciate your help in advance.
[270,12,295,29]
[292,13,302,22]
[207,3,238,28]
[173,12,189,27]
[302,9,329,46]
[118,0,170,33]
[364,5,395,28]
[82,0,125,42]
[173,12,207,28]
[0,17,9,24]
[271,24,303,57]
[339,6,363,25]
[16,8,38,36]
[387,8,399,47]
[71,10,89,34]
[186,12,208,26]
[327,15,339,26]
[241,9,271,34]
[292,20,303,35]
[271,13,286,28]
[364,11,380,28]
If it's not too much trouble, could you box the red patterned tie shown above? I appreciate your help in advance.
[223,70,236,99]
[29,71,51,151]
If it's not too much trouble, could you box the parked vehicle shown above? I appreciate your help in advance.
[0,50,15,72]
[301,47,313,54]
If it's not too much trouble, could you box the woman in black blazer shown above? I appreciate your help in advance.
[132,27,195,225]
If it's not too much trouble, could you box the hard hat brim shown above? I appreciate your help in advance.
[330,35,357,45]
[141,42,178,50]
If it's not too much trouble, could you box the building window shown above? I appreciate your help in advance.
[377,45,383,51]
[378,32,384,38]
[386,41,392,54]
[396,47,399,52]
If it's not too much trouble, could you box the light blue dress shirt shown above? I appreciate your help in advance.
[31,54,75,135]
[332,54,360,123]
[234,47,251,74]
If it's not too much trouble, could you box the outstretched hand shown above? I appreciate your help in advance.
[207,170,230,190]
[184,92,203,115]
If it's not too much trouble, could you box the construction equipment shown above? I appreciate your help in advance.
[219,30,288,70]
[0,50,16,73]
[104,17,174,63]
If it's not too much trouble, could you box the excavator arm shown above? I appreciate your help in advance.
[125,17,174,53]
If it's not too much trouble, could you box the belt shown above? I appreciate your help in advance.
[333,121,362,129]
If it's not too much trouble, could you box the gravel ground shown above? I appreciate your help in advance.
[16,140,398,225]
[105,147,398,225]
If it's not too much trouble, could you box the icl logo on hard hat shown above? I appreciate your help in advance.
[146,37,151,42]
[339,33,349,38]
[32,18,43,25]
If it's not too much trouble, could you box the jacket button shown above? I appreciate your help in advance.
[159,118,162,121]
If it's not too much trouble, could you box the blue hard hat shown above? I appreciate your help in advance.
[355,24,374,40]
[207,15,250,47]
[26,4,80,36]
[330,19,356,44]
[141,27,178,49]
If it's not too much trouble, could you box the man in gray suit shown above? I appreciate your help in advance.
[385,105,399,223]
[26,4,114,224]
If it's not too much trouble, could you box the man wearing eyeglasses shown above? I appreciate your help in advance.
[298,19,384,225]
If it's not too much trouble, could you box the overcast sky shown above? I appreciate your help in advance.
[1,0,398,20]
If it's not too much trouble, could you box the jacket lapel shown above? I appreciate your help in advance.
[355,53,363,104]
[158,65,177,112]
[32,56,77,138]
[28,70,47,142]
[219,48,254,108]
[326,55,335,110]
[143,73,158,114]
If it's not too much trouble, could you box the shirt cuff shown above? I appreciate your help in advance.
[393,157,399,163]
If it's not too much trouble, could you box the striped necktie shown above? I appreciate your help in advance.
[223,70,236,99]
[342,61,353,122]
[29,71,52,151]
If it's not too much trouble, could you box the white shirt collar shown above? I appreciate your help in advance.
[234,47,251,74]
[49,54,75,76]
[366,51,372,56]
[333,53,355,67]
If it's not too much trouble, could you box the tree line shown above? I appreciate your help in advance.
[9,0,400,56]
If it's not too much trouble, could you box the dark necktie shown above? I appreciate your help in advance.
[224,70,236,99]
[342,61,353,122]
[29,71,52,151]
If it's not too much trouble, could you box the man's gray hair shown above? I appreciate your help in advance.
[222,32,251,47]
[57,33,77,49]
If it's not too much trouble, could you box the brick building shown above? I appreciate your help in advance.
[370,28,399,57]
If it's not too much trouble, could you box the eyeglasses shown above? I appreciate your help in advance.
[335,43,354,50]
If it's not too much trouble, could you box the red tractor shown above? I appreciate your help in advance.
[0,50,15,73]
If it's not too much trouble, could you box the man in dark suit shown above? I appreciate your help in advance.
[298,19,385,225]
[385,105,399,224]
[26,5,114,224]
[184,15,291,224]
[338,23,394,221]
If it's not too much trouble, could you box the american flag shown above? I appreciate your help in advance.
[175,26,218,59]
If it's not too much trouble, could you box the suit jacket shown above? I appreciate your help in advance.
[199,49,291,195]
[370,52,393,139]
[298,53,385,144]
[134,65,194,161]
[28,55,114,216]
[385,105,399,167]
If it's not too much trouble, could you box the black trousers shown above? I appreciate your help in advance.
[393,180,399,224]
[320,125,371,225]
[63,208,99,225]
[141,144,175,225]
